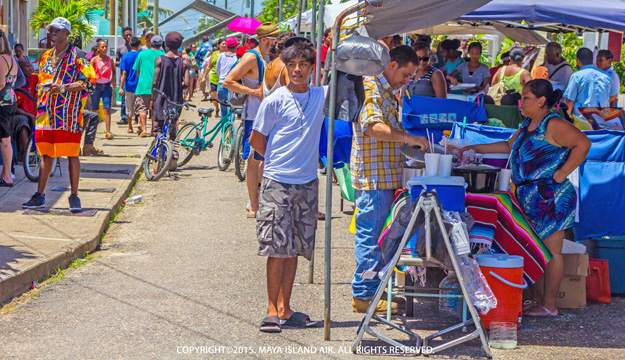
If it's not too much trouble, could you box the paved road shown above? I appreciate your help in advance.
[1,103,624,359]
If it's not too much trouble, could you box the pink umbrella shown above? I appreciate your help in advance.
[226,17,262,35]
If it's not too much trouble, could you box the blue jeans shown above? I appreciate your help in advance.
[120,91,127,120]
[352,189,396,299]
[91,82,113,110]
[217,83,228,120]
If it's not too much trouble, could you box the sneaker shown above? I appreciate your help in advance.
[117,118,128,125]
[352,295,400,315]
[68,194,82,212]
[23,193,45,209]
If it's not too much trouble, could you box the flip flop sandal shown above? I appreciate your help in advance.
[0,178,13,187]
[259,316,282,333]
[128,129,134,133]
[139,132,149,138]
[280,312,317,329]
[522,300,538,313]
[525,305,558,318]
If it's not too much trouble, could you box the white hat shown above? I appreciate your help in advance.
[46,17,71,32]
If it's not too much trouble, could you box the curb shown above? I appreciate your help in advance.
[0,157,145,304]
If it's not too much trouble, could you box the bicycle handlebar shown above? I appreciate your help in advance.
[154,89,196,109]
[202,98,232,108]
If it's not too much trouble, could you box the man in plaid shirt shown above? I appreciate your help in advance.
[350,45,430,314]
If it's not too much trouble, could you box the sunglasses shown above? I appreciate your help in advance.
[418,56,430,63]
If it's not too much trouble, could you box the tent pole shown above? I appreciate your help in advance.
[296,0,304,36]
[278,0,283,22]
[153,0,159,34]
[311,0,317,46]
[314,0,325,86]
[324,0,368,341]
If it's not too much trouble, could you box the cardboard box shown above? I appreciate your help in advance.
[525,253,589,309]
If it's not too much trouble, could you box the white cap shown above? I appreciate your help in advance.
[46,17,71,32]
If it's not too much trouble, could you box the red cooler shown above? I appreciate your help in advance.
[477,255,527,329]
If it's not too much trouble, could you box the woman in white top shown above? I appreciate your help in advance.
[448,42,491,92]
[215,37,239,118]
[261,33,294,99]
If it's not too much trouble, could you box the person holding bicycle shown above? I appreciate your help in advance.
[224,23,280,218]
[250,38,327,333]
[151,32,190,167]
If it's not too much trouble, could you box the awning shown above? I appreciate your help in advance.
[415,22,548,45]
[458,0,625,33]
[362,0,493,39]
[159,0,237,28]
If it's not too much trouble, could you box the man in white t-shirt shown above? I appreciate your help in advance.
[544,42,574,90]
[250,38,325,333]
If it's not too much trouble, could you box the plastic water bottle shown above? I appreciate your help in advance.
[124,195,143,205]
[489,321,517,349]
[439,271,461,317]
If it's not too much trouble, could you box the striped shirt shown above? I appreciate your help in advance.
[350,73,403,191]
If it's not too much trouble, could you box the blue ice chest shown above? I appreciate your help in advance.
[408,176,466,257]
[593,237,625,294]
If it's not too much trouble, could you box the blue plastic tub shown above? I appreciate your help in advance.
[408,176,466,257]
[593,237,625,294]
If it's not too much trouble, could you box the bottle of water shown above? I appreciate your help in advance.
[439,271,461,317]
[124,195,143,205]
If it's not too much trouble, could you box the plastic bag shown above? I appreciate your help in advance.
[335,35,390,76]
[457,255,497,315]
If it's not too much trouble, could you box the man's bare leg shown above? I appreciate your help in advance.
[277,257,298,320]
[68,157,80,195]
[37,155,54,194]
[266,257,285,317]
[247,156,261,216]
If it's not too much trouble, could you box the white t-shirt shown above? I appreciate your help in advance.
[253,86,329,184]
[215,52,238,83]
[545,61,574,90]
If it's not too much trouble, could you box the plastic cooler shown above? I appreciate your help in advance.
[477,255,527,329]
[593,237,625,294]
[408,176,466,257]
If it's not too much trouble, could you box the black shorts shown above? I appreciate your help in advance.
[210,83,218,93]
[0,104,16,138]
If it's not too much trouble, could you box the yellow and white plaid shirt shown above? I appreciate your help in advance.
[350,73,403,191]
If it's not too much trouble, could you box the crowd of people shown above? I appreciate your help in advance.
[0,14,622,333]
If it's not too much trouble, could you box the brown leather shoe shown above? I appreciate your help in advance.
[83,144,104,156]
[352,295,400,315]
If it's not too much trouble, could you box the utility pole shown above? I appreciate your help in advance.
[225,0,228,10]
[122,0,128,27]
[153,0,159,34]
[251,0,254,17]
[104,0,109,19]
[278,0,283,22]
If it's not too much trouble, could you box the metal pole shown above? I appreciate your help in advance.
[311,0,317,46]
[295,0,303,36]
[251,0,254,17]
[109,0,115,35]
[153,0,159,34]
[324,0,367,342]
[122,0,128,27]
[104,0,108,19]
[314,0,324,86]
[278,0,283,22]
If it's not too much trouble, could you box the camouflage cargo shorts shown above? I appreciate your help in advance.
[256,178,319,261]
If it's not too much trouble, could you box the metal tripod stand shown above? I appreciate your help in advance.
[351,191,492,358]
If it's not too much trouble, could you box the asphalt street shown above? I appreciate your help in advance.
[1,103,624,360]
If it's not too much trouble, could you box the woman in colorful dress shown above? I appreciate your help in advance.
[0,30,18,187]
[22,17,96,212]
[461,79,591,317]
[90,39,116,140]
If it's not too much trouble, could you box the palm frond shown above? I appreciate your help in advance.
[29,0,97,43]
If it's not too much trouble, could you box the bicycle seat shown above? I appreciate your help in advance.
[198,108,214,116]
[233,108,243,116]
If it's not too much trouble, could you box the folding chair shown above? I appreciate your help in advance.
[351,191,492,358]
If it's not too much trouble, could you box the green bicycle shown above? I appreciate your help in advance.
[174,98,239,170]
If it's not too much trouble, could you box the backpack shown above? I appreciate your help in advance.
[228,50,264,106]
[487,66,509,104]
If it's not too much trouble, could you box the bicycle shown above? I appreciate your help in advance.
[143,89,195,181]
[232,118,247,182]
[174,97,239,171]
[23,132,60,182]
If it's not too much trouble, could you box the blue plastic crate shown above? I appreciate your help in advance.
[593,237,625,294]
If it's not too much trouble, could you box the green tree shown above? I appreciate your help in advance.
[29,0,99,43]
[91,0,180,28]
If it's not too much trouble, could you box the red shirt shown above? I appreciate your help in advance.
[321,45,329,64]
[16,74,38,116]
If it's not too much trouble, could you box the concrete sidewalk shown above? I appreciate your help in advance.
[0,108,150,303]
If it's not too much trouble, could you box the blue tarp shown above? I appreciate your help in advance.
[451,123,625,239]
[403,95,489,143]
[459,0,625,32]
[319,118,353,169]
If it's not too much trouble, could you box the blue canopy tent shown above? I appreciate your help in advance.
[458,0,625,33]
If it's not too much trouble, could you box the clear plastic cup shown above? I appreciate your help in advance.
[424,153,441,177]
[439,154,454,177]
[489,321,517,349]
[497,169,513,191]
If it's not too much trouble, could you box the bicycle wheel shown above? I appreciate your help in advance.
[143,139,173,181]
[233,123,247,182]
[174,121,200,168]
[217,122,235,171]
[23,136,41,182]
